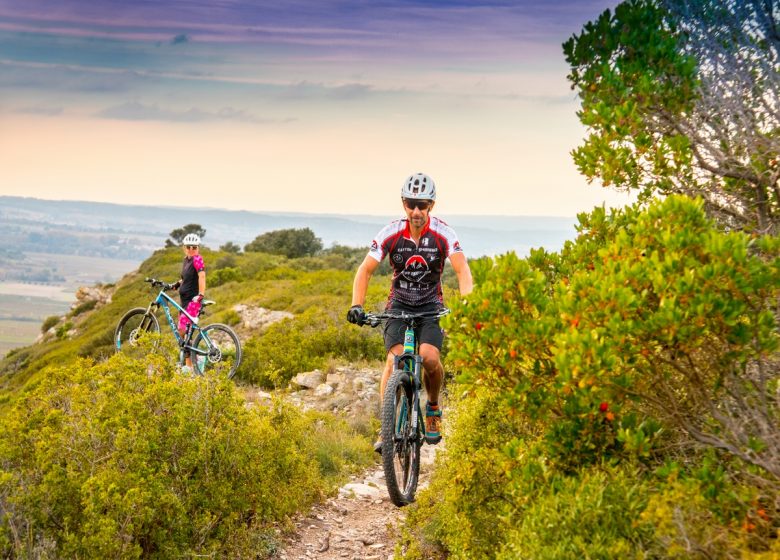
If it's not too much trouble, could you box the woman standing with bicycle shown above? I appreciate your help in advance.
[171,233,206,370]
[347,173,473,451]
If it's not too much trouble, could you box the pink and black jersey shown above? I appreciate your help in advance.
[368,216,463,306]
[179,254,205,303]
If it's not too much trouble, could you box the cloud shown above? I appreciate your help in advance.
[171,33,190,45]
[280,81,375,101]
[15,105,63,116]
[95,101,295,124]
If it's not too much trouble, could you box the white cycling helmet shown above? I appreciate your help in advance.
[182,233,201,246]
[401,173,436,200]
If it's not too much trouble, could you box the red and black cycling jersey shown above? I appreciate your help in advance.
[179,254,205,303]
[368,216,463,306]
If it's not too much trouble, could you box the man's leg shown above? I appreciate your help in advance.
[419,343,443,403]
[420,343,444,444]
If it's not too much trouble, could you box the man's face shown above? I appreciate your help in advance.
[402,198,433,228]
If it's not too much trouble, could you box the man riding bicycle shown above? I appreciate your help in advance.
[347,172,473,451]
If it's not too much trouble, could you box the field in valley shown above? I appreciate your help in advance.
[0,253,140,357]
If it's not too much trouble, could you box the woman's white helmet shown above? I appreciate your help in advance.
[182,233,201,246]
[401,173,436,200]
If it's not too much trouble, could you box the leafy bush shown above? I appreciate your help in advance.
[401,196,780,557]
[210,266,245,288]
[0,353,360,558]
[219,241,241,254]
[55,321,73,340]
[70,299,97,317]
[244,228,323,258]
[40,315,60,334]
[214,254,238,269]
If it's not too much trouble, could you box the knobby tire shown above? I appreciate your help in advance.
[114,308,160,358]
[192,323,242,379]
[381,368,421,506]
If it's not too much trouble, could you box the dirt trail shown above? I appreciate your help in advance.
[276,445,440,560]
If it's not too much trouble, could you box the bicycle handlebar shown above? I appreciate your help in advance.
[144,277,176,291]
[360,308,451,328]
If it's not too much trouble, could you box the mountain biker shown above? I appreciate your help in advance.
[170,233,206,369]
[347,173,473,452]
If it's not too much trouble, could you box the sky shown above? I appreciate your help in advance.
[0,0,634,217]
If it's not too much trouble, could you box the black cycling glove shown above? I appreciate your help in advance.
[346,305,366,325]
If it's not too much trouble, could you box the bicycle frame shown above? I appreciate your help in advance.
[395,325,425,443]
[146,289,198,346]
[143,287,216,366]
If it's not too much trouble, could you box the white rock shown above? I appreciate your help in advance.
[315,383,334,396]
[293,370,324,389]
[232,304,294,331]
[339,483,382,499]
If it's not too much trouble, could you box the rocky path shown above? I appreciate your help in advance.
[276,445,440,560]
[241,363,443,559]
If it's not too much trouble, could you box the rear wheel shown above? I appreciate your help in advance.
[381,368,421,506]
[192,323,242,379]
[114,308,160,359]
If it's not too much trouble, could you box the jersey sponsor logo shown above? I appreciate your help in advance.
[402,254,430,282]
[453,241,462,252]
[371,240,379,251]
[422,238,429,247]
[393,253,403,263]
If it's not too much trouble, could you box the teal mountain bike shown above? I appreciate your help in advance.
[360,307,450,506]
[114,278,242,379]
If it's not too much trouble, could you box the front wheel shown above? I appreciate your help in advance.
[381,368,421,507]
[192,323,242,379]
[114,308,160,358]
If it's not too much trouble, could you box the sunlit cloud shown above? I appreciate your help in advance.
[95,100,295,124]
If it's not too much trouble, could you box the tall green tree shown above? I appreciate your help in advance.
[564,0,780,233]
[166,224,206,247]
[244,228,323,258]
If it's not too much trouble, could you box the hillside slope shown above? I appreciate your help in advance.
[0,244,404,557]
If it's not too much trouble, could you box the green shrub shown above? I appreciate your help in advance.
[244,228,323,258]
[214,254,238,269]
[498,466,653,559]
[210,266,245,288]
[40,315,60,334]
[401,196,780,557]
[70,299,97,317]
[55,321,73,340]
[222,309,241,326]
[0,353,335,558]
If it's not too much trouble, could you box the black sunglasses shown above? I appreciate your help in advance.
[186,245,199,250]
[403,199,432,211]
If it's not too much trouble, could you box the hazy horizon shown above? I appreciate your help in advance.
[2,193,588,220]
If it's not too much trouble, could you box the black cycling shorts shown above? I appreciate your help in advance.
[383,301,444,352]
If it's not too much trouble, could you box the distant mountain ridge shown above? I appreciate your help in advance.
[0,196,578,259]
